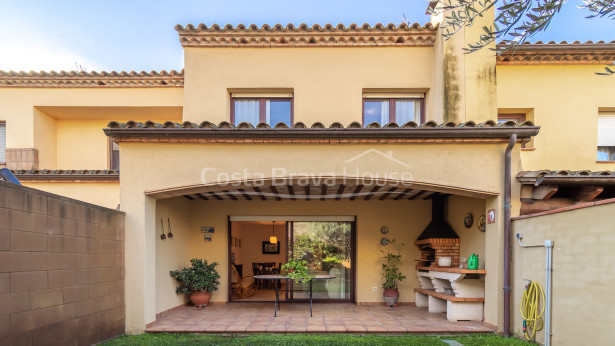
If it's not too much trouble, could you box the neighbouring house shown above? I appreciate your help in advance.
[0,6,614,346]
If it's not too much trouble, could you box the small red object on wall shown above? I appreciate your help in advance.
[487,209,495,224]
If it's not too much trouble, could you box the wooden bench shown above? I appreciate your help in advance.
[414,288,485,302]
[415,268,486,321]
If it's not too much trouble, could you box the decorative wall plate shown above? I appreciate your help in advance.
[477,215,486,232]
[463,213,473,228]
[380,237,390,246]
[380,226,390,234]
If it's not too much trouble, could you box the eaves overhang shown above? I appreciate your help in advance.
[517,170,615,186]
[104,120,539,142]
[11,170,119,183]
[0,70,184,88]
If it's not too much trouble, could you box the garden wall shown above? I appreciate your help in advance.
[511,199,615,346]
[0,181,125,345]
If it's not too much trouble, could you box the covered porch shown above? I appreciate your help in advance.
[150,177,495,330]
[106,121,539,332]
[146,303,494,333]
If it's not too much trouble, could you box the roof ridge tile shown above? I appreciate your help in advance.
[175,22,437,48]
[175,22,437,33]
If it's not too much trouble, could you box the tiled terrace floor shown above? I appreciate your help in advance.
[146,303,494,333]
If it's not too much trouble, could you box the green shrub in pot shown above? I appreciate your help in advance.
[170,258,221,307]
[381,239,406,307]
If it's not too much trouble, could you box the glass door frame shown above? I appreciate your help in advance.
[285,219,356,303]
[227,216,357,304]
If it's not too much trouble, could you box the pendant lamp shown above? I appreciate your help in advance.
[269,221,277,244]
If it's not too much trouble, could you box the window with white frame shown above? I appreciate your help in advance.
[363,93,424,126]
[0,122,5,163]
[598,113,615,161]
[230,92,293,126]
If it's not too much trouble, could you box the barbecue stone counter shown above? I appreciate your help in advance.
[414,267,486,321]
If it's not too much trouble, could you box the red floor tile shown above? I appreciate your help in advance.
[145,303,495,334]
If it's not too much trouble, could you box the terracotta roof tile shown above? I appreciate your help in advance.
[518,170,614,178]
[497,41,615,65]
[107,120,536,130]
[12,169,118,175]
[11,169,119,182]
[175,23,438,48]
[104,119,539,143]
[517,170,615,185]
[0,70,184,88]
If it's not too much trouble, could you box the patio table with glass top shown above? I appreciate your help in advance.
[253,274,335,317]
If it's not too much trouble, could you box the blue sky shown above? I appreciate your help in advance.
[0,0,612,72]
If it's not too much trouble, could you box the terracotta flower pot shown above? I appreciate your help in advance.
[383,288,399,307]
[190,291,212,308]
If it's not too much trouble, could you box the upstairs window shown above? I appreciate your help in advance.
[231,92,293,126]
[0,121,5,163]
[498,110,534,150]
[598,114,615,162]
[498,114,526,124]
[109,139,119,170]
[363,93,424,126]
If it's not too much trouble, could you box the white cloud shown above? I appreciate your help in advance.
[0,37,106,72]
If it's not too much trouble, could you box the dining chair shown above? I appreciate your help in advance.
[252,262,262,288]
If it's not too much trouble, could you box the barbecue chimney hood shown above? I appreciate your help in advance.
[417,194,459,240]
[415,194,460,268]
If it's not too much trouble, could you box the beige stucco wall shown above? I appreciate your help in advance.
[183,47,434,125]
[56,119,115,169]
[33,108,57,168]
[54,116,181,170]
[22,182,119,210]
[0,89,183,150]
[430,9,496,124]
[155,197,193,315]
[447,195,486,263]
[498,65,615,170]
[461,11,496,124]
[119,140,514,331]
[511,202,615,345]
[120,142,510,195]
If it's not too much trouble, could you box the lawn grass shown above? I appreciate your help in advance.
[104,333,532,345]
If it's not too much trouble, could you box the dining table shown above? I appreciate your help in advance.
[253,263,280,288]
[252,274,335,317]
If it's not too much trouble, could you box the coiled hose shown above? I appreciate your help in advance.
[520,280,545,340]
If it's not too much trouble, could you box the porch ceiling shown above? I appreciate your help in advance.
[145,177,498,201]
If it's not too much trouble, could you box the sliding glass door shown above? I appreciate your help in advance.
[287,221,354,301]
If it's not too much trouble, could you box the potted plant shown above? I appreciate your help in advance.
[169,258,221,308]
[281,258,314,282]
[381,239,406,307]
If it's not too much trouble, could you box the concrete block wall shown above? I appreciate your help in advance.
[0,181,125,345]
